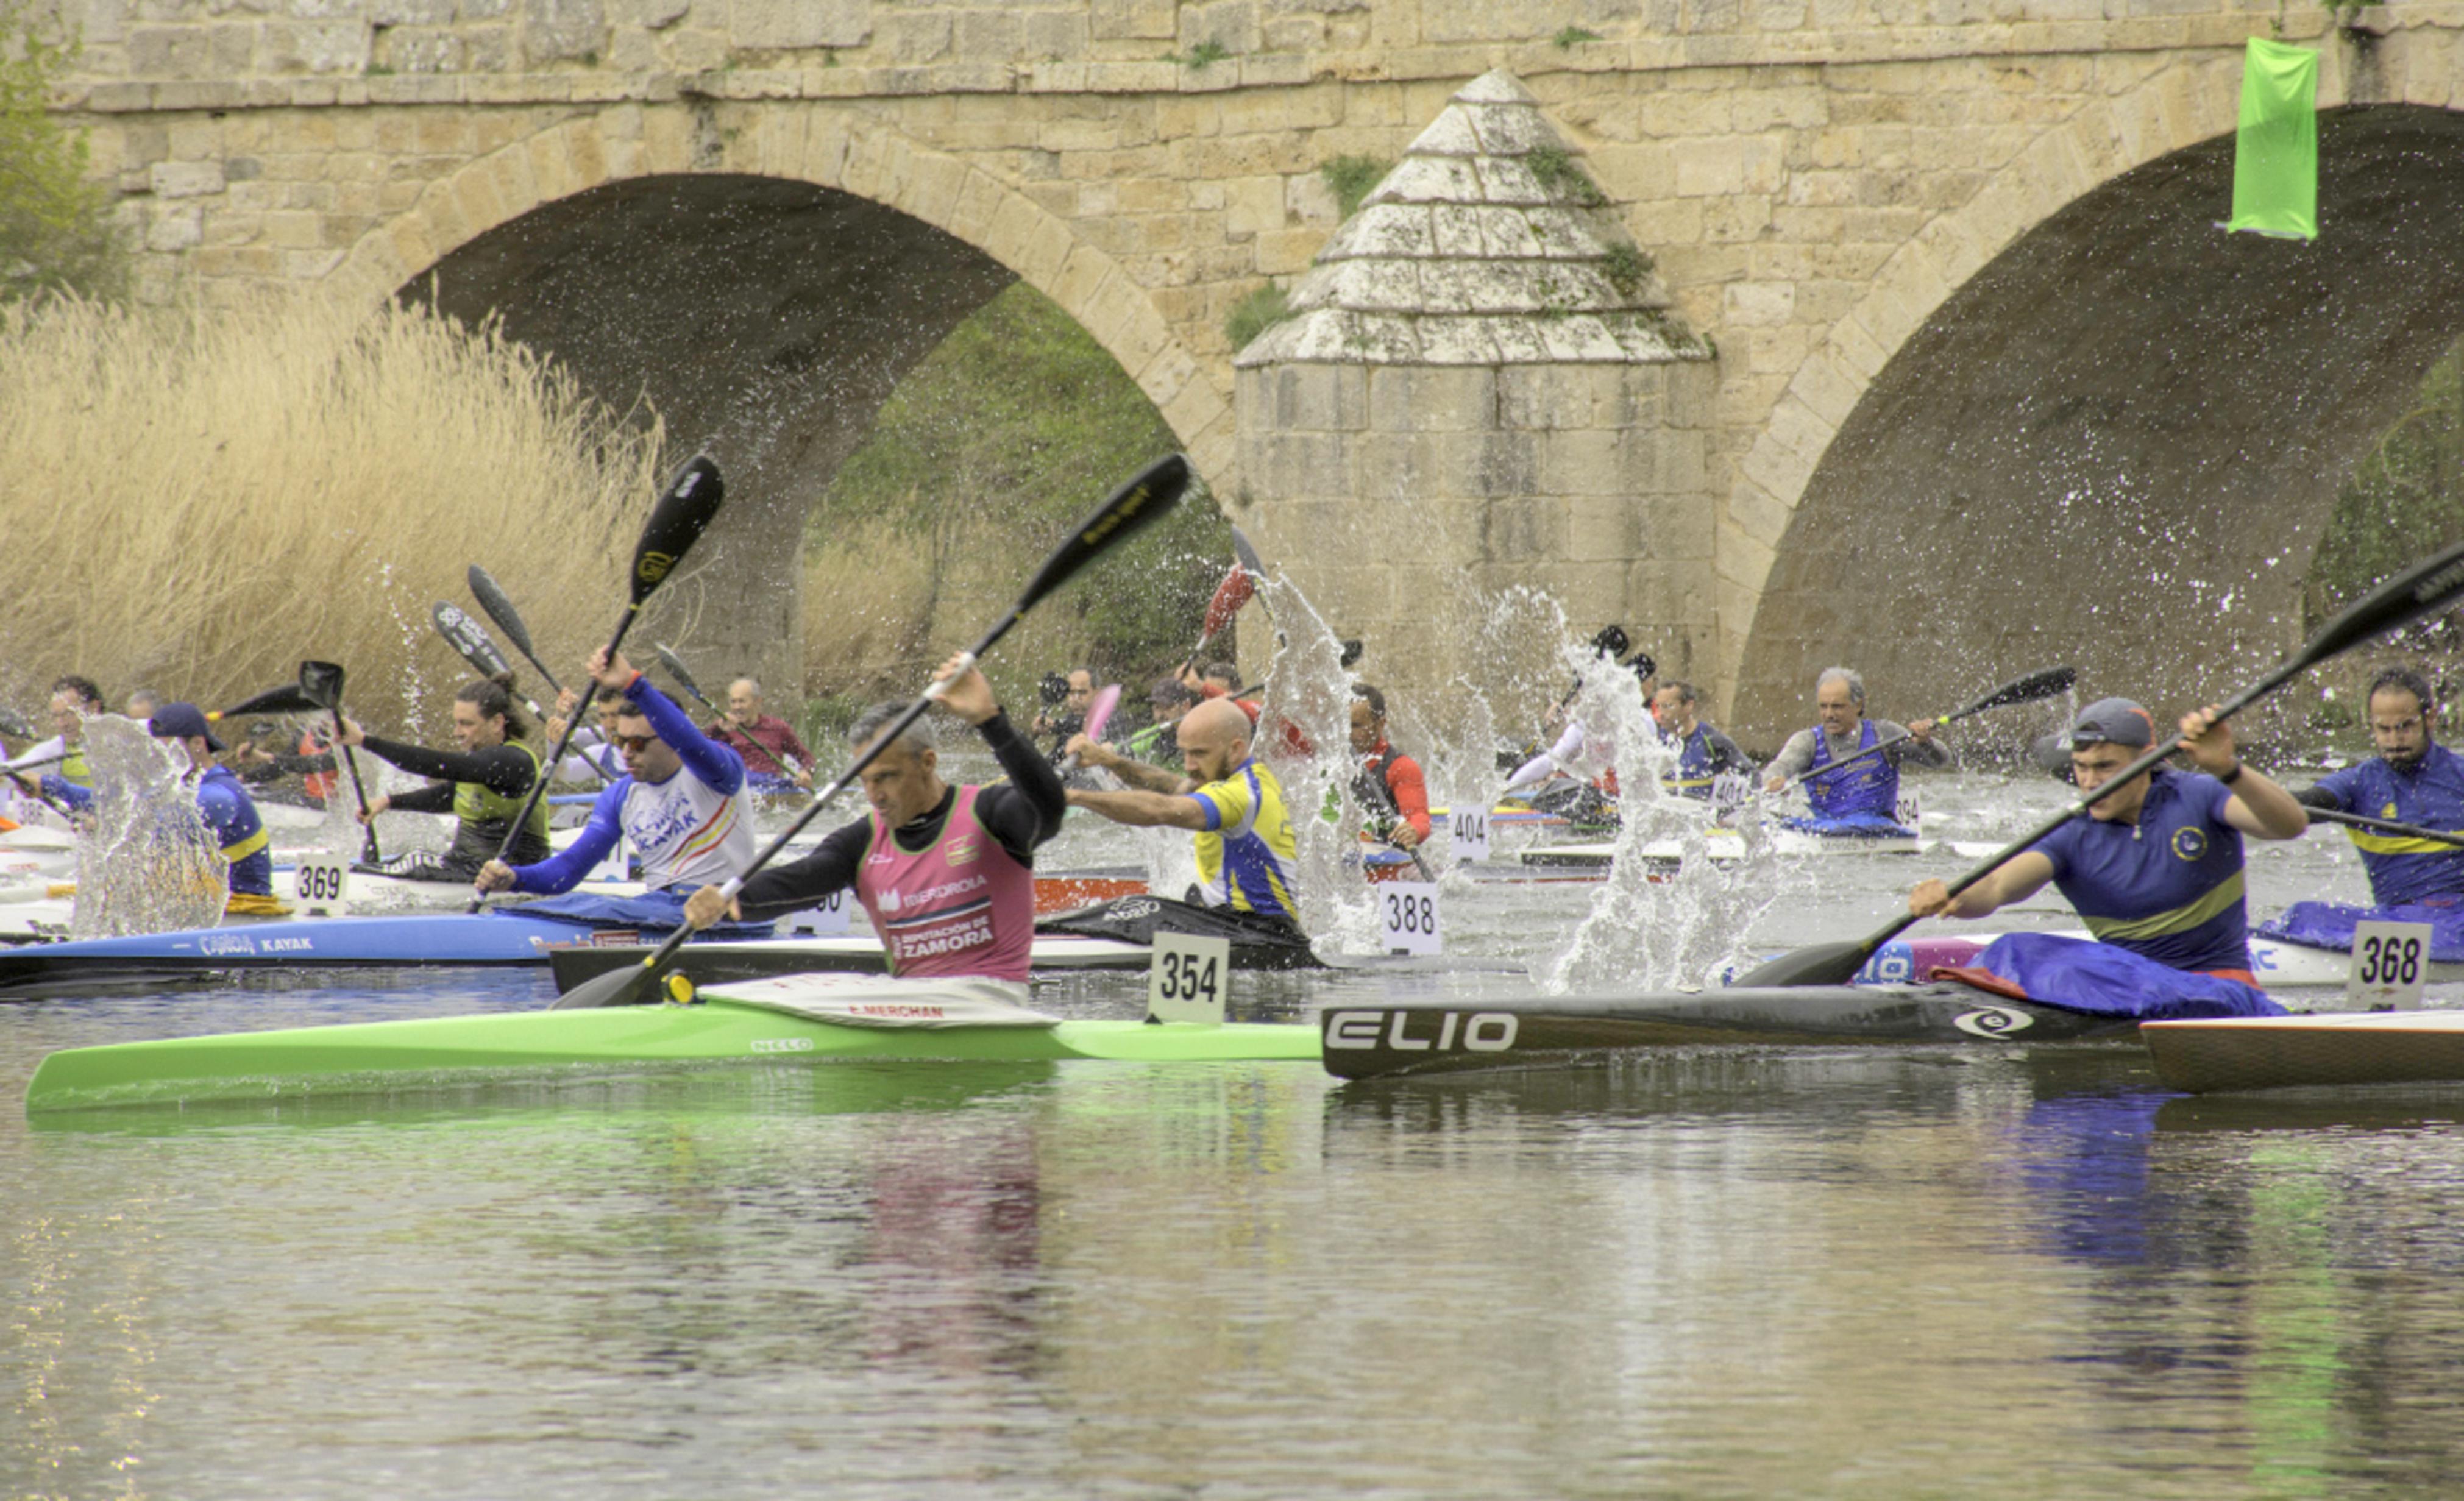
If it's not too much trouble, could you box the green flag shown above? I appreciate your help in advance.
[2225,37,2318,240]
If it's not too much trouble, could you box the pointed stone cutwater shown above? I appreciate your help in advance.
[1234,69,1711,367]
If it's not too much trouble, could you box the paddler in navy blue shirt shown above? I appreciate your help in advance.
[1907,697,2309,981]
[35,703,279,912]
[2293,667,2464,906]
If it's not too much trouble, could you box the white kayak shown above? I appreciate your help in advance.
[0,827,77,881]
[2143,1010,2464,1093]
[1526,826,1924,868]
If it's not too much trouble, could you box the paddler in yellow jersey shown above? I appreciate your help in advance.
[43,675,105,791]
[1063,697,1305,934]
[335,676,553,882]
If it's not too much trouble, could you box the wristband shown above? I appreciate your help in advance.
[2218,762,2244,785]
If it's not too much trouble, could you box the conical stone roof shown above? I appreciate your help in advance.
[1234,70,1713,367]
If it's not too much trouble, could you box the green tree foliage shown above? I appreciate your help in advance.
[1,2,123,303]
[811,281,1233,695]
[2307,336,2464,646]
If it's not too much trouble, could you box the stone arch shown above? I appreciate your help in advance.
[319,104,1226,685]
[1724,51,2464,739]
[327,105,1230,478]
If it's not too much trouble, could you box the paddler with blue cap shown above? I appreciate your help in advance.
[37,702,281,913]
[1907,696,2309,982]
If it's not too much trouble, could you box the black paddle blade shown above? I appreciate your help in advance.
[653,642,710,706]
[549,957,665,1010]
[1590,624,1630,660]
[466,565,541,662]
[213,684,322,720]
[297,661,347,712]
[2299,536,2464,664]
[0,707,32,739]
[1955,664,2076,719]
[629,456,725,607]
[1730,939,1878,989]
[432,602,513,680]
[1016,453,1189,614]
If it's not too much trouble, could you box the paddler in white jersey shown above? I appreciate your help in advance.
[681,655,1068,982]
[475,647,757,914]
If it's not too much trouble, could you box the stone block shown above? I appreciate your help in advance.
[374,0,456,21]
[1265,362,1370,433]
[732,0,868,46]
[145,201,202,252]
[1724,280,1796,327]
[1178,0,1261,55]
[127,26,210,77]
[150,158,226,197]
[1091,0,1174,40]
[1369,366,1497,434]
[1539,428,1627,498]
[520,0,604,63]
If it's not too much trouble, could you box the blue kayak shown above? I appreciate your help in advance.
[0,908,734,990]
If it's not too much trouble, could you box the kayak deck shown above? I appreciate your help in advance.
[2143,1010,2464,1093]
[24,999,1323,1112]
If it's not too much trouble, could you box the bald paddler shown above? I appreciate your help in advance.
[40,703,279,912]
[475,647,755,905]
[1063,697,1304,932]
[336,675,552,882]
[681,656,1064,981]
[1761,667,1948,816]
[1908,697,2309,981]
[2292,667,2464,906]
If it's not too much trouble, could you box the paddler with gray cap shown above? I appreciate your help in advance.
[1906,696,2309,982]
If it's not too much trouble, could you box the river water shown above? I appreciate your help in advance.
[7,771,2464,1498]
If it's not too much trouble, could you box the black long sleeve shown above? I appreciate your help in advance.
[360,736,538,797]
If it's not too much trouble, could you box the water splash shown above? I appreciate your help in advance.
[69,715,226,939]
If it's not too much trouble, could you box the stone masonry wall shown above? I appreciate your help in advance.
[30,0,2448,723]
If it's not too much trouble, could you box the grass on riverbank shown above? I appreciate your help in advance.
[0,295,659,733]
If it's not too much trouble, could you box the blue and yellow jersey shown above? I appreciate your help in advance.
[2310,743,2464,906]
[2036,769,2247,973]
[195,764,273,896]
[1188,758,1299,920]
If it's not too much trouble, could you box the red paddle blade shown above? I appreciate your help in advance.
[1201,566,1256,639]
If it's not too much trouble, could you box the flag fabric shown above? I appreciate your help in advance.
[2224,37,2319,240]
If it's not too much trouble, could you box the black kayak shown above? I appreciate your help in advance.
[1318,985,2141,1080]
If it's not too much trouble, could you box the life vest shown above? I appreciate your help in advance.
[446,737,552,868]
[854,785,1036,981]
[59,743,91,790]
[300,730,336,802]
[1804,720,1898,820]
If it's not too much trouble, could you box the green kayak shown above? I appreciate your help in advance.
[24,976,1322,1112]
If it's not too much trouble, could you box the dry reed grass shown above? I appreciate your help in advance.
[0,294,661,734]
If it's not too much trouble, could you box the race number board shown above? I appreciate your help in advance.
[291,855,351,915]
[1148,931,1230,1025]
[1711,773,1753,828]
[1894,787,1923,831]
[782,888,853,938]
[1449,808,1491,864]
[1379,881,1441,957]
[2348,920,2433,1010]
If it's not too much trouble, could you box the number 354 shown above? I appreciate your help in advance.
[1160,952,1218,1001]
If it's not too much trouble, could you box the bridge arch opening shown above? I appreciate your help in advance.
[1733,103,2464,747]
[396,171,1218,704]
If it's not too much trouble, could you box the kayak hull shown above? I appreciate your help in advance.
[0,912,706,990]
[1318,986,2137,1079]
[2143,1010,2464,1093]
[548,935,1154,992]
[23,1001,1323,1112]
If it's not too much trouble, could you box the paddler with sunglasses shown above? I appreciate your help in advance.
[679,655,1066,979]
[474,647,758,926]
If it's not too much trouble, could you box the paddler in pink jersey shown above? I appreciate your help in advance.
[681,655,1067,981]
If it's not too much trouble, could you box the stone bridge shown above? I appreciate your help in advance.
[37,0,2464,742]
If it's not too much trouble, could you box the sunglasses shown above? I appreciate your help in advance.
[612,733,659,753]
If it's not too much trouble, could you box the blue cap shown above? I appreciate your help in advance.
[2070,697,2155,749]
[149,703,225,753]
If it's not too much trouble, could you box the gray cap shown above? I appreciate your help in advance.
[2070,697,2156,748]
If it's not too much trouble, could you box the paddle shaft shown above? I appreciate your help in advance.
[2306,803,2464,849]
[1850,656,2314,963]
[313,689,382,865]
[4,753,76,819]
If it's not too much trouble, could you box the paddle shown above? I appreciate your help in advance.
[2304,803,2464,850]
[1058,683,1123,775]
[299,661,382,865]
[466,456,725,912]
[467,564,564,698]
[1735,541,2464,988]
[207,684,323,721]
[0,706,34,740]
[0,750,77,821]
[1775,665,2078,791]
[656,642,809,785]
[431,602,611,789]
[550,452,1190,1012]
[1183,558,1257,672]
